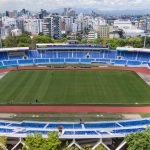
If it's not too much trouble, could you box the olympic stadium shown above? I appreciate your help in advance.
[0,43,150,149]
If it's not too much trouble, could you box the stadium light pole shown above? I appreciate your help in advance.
[144,34,147,48]
[143,33,149,48]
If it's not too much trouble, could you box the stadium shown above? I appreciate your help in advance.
[0,43,150,149]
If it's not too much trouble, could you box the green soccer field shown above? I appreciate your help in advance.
[0,70,150,104]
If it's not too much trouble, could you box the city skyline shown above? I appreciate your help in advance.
[1,0,150,12]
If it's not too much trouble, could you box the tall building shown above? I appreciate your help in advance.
[42,16,53,36]
[87,30,98,41]
[24,19,43,35]
[0,14,2,28]
[145,18,150,33]
[42,15,61,39]
[96,25,113,38]
[113,20,132,30]
[17,18,24,32]
[63,8,76,17]
[53,15,61,39]
[63,17,73,33]
[72,23,78,33]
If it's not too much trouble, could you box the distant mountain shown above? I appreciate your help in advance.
[50,8,150,16]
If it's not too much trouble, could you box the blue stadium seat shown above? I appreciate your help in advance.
[3,60,17,66]
[84,122,120,128]
[119,119,150,127]
[111,128,145,134]
[127,61,141,66]
[47,123,82,129]
[50,58,65,63]
[95,59,110,63]
[18,59,33,65]
[80,59,93,63]
[34,59,49,64]
[65,58,79,63]
[114,60,127,65]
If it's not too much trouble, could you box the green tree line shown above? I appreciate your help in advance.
[0,128,150,150]
[22,132,106,150]
[2,33,150,50]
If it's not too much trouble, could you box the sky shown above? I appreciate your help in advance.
[1,0,150,12]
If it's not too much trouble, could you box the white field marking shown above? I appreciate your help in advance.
[0,72,8,79]
[137,73,150,86]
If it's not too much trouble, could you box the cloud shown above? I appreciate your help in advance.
[0,0,150,12]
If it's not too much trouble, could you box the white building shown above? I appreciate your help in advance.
[114,20,145,38]
[11,29,22,36]
[0,26,11,39]
[24,19,43,35]
[42,15,61,39]
[72,23,78,33]
[93,17,106,31]
[124,29,145,38]
[87,30,98,41]
[114,20,132,30]
[64,17,73,33]
[2,17,17,28]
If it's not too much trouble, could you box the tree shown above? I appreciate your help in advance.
[3,35,18,47]
[95,145,106,150]
[127,37,143,48]
[23,132,61,150]
[125,128,150,150]
[3,33,31,48]
[0,136,7,150]
[32,35,53,44]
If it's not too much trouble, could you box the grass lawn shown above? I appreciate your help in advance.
[0,70,150,104]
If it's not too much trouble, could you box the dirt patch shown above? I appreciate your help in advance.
[122,114,141,120]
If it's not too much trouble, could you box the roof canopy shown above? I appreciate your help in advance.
[0,47,29,52]
[116,47,150,53]
[36,43,109,50]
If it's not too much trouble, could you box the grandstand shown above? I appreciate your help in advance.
[0,44,149,68]
[0,118,149,150]
[0,44,149,149]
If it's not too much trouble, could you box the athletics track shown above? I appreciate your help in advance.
[0,66,150,113]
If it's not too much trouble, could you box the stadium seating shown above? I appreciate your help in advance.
[95,58,110,63]
[117,51,136,60]
[10,122,47,128]
[0,128,14,133]
[111,128,145,134]
[80,59,94,63]
[0,45,150,67]
[27,50,41,58]
[34,58,49,64]
[0,62,3,67]
[127,61,142,66]
[0,52,8,60]
[3,60,18,66]
[119,119,150,127]
[50,58,65,63]
[104,50,117,59]
[18,59,33,65]
[84,122,120,128]
[114,60,127,65]
[0,119,148,138]
[9,56,23,60]
[16,130,49,134]
[47,123,82,129]
[65,58,80,63]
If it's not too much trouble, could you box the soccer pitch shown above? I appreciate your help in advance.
[0,70,150,104]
